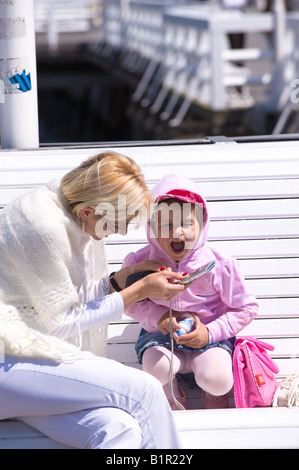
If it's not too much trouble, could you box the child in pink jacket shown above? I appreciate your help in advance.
[122,174,258,409]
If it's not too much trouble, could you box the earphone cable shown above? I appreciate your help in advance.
[169,298,186,411]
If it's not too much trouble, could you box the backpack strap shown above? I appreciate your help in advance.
[235,336,279,374]
[235,336,275,351]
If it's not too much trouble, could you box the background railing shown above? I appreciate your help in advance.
[33,0,299,129]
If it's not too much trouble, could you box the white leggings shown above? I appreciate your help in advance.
[142,346,234,396]
[0,355,181,449]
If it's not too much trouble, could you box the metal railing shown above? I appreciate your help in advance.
[91,0,298,128]
[34,0,103,51]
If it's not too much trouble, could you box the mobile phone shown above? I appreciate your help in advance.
[181,261,215,284]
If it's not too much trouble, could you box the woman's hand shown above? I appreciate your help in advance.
[119,270,188,309]
[139,270,188,301]
[174,315,209,349]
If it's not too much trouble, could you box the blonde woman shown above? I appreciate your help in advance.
[0,152,186,449]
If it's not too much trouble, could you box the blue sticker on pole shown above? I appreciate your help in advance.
[9,70,31,92]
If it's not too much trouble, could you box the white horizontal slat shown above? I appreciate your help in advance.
[139,153,299,182]
[174,408,299,449]
[0,148,93,170]
[248,278,299,298]
[1,142,299,182]
[207,239,299,259]
[271,358,299,377]
[179,426,299,449]
[1,179,298,207]
[258,298,299,318]
[0,187,39,206]
[208,198,299,219]
[209,218,299,240]
[105,226,147,244]
[239,258,299,278]
[197,178,299,200]
[264,338,299,358]
[241,317,299,338]
[0,170,68,186]
[105,242,147,262]
[105,238,299,262]
[175,407,299,434]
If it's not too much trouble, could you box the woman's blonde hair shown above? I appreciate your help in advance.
[60,152,152,224]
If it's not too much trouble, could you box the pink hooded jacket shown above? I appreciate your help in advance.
[122,174,258,343]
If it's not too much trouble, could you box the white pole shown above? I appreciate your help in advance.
[273,0,286,63]
[0,0,39,149]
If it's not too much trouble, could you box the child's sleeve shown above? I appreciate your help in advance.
[206,257,258,343]
[122,252,169,332]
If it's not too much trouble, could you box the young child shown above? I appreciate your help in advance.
[122,174,258,409]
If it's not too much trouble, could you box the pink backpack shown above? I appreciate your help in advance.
[233,336,279,408]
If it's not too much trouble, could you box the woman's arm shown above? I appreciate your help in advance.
[52,291,124,339]
[53,267,187,339]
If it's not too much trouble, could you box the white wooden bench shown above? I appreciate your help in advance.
[0,137,299,449]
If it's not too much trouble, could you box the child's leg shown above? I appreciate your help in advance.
[142,346,187,409]
[142,346,183,385]
[189,347,233,397]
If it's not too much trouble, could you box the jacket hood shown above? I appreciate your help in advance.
[147,174,210,266]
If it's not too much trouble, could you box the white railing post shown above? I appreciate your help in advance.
[0,0,39,149]
[273,0,286,63]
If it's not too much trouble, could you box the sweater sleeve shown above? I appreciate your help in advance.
[52,291,124,339]
[206,257,258,343]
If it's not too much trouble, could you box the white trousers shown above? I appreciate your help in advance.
[0,355,181,449]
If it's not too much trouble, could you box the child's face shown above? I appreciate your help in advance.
[155,200,201,262]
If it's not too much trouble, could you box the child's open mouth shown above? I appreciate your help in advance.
[170,241,185,253]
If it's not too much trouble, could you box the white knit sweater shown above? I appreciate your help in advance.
[0,180,109,362]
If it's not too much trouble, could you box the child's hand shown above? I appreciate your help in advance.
[174,316,209,348]
[158,309,181,335]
